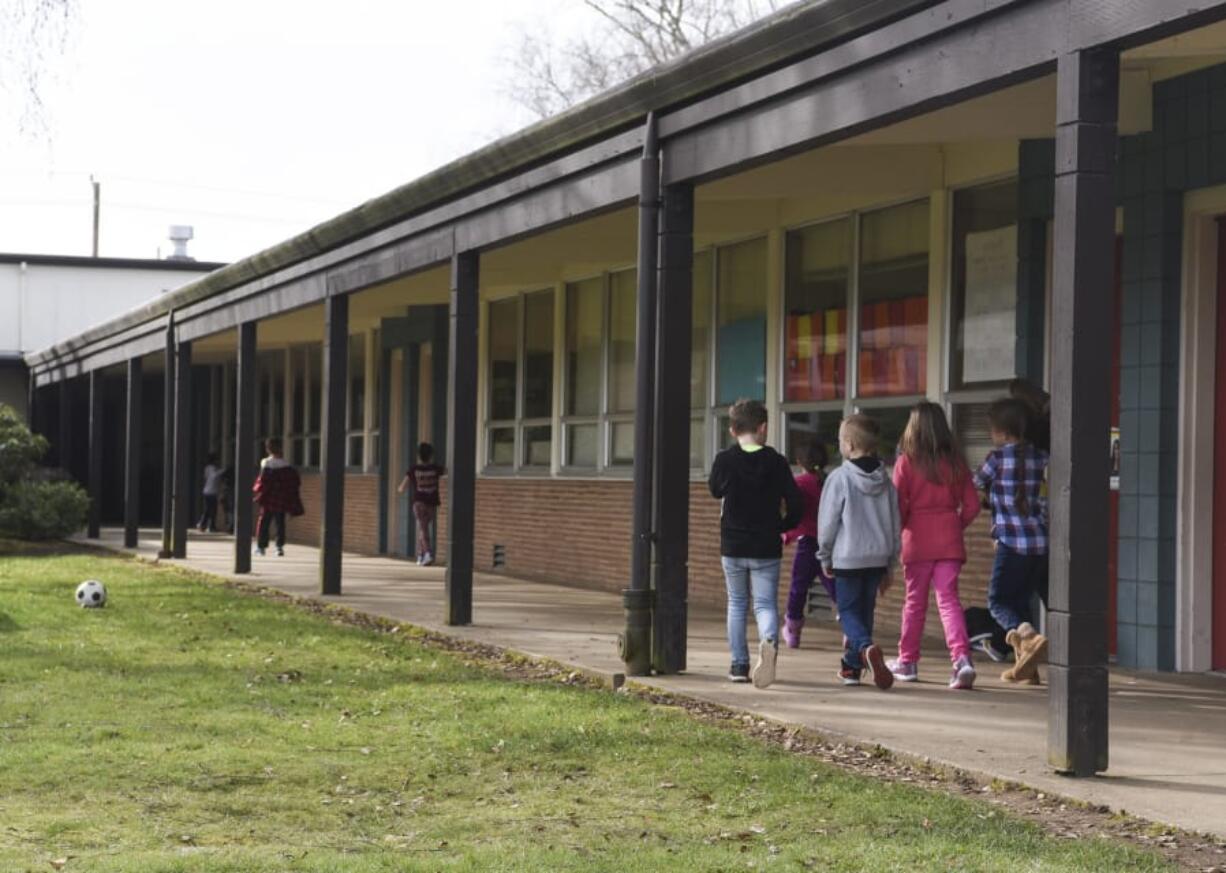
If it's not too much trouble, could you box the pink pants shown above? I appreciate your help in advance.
[897,559,971,665]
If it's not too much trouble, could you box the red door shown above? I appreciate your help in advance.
[1214,220,1226,671]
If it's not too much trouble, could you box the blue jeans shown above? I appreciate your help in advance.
[721,556,781,666]
[988,543,1049,631]
[835,573,883,670]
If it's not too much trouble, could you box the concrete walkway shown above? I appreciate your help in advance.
[81,528,1226,839]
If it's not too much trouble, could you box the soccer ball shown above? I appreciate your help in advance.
[76,580,107,609]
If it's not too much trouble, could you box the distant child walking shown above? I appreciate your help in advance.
[708,399,804,688]
[781,439,835,648]
[398,442,444,566]
[817,414,900,690]
[974,397,1050,683]
[886,402,981,689]
[252,437,304,557]
[197,453,224,533]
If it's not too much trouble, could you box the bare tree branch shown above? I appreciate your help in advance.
[504,0,779,121]
[0,0,76,137]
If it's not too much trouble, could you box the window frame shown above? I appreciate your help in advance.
[484,288,556,474]
[286,343,321,470]
[777,199,931,461]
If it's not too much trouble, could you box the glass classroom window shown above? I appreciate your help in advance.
[485,290,555,470]
[949,179,1019,389]
[346,333,366,469]
[256,349,285,457]
[562,269,637,471]
[780,199,930,462]
[287,344,322,468]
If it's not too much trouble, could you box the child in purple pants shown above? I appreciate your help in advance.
[781,439,835,648]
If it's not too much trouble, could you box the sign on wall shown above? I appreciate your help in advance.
[962,225,1018,383]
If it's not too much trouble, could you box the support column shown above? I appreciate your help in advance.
[1047,48,1118,777]
[87,370,103,539]
[623,114,660,676]
[160,320,175,557]
[234,322,257,573]
[652,180,694,675]
[124,358,143,548]
[171,338,193,558]
[320,294,349,595]
[444,250,479,626]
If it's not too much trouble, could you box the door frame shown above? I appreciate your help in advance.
[1176,187,1225,673]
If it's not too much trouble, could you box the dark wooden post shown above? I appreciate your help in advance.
[160,319,175,558]
[171,338,193,559]
[444,250,479,626]
[652,180,694,675]
[124,357,143,548]
[87,370,103,539]
[57,376,71,474]
[623,114,660,676]
[320,294,349,595]
[1047,48,1118,777]
[234,322,257,573]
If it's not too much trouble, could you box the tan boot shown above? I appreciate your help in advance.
[1011,623,1048,683]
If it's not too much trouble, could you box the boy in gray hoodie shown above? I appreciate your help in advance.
[817,414,901,689]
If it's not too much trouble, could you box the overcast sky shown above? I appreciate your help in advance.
[0,0,585,263]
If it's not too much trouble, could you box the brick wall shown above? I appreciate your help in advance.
[286,472,380,555]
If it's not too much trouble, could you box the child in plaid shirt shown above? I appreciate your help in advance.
[974,398,1050,684]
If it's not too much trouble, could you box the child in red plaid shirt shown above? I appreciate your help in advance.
[974,398,1049,684]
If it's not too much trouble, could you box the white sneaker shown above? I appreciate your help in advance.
[423,552,433,566]
[950,657,976,690]
[276,547,284,557]
[416,554,424,566]
[254,547,265,557]
[751,638,777,689]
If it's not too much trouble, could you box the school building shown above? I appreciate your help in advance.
[23,0,1226,776]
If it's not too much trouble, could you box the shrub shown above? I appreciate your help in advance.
[0,479,90,541]
[0,404,89,541]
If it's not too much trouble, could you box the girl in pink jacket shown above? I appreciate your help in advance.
[886,402,981,689]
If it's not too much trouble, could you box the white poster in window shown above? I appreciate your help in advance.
[962,224,1018,383]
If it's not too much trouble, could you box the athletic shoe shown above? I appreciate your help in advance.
[950,656,976,690]
[971,634,1009,663]
[862,644,894,690]
[415,554,425,566]
[752,638,778,689]
[254,547,265,557]
[276,547,285,557]
[728,662,750,683]
[782,617,804,649]
[423,552,434,567]
[886,658,918,682]
[837,664,862,686]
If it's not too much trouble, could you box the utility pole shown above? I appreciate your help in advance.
[90,175,100,257]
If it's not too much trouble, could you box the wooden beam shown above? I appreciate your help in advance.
[320,293,349,595]
[123,357,142,548]
[444,250,479,626]
[1047,47,1118,778]
[171,338,193,559]
[160,321,174,558]
[233,322,257,573]
[652,180,694,675]
[87,370,103,539]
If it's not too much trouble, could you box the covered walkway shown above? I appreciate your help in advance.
[84,527,1226,841]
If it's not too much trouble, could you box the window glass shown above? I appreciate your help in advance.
[951,180,1018,388]
[610,421,635,466]
[716,237,767,405]
[785,218,850,402]
[488,298,518,421]
[608,270,637,414]
[348,333,365,431]
[566,423,598,467]
[858,200,929,398]
[307,345,321,434]
[952,401,996,470]
[488,427,515,466]
[523,291,554,420]
[522,425,552,468]
[347,434,364,468]
[291,351,305,434]
[856,405,911,466]
[691,251,712,409]
[689,418,704,469]
[784,410,842,470]
[565,277,603,417]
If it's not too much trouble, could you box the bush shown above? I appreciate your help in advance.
[0,479,90,540]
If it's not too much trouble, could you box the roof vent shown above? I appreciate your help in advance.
[167,225,195,261]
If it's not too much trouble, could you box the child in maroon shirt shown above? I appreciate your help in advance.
[398,442,445,566]
[781,439,835,647]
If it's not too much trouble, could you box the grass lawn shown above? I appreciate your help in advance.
[0,544,1172,872]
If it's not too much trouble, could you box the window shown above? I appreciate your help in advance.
[690,250,712,468]
[715,238,767,406]
[287,344,321,468]
[347,333,366,468]
[780,200,931,462]
[562,270,637,470]
[486,290,555,470]
[256,350,285,456]
[950,179,1018,389]
[369,328,382,468]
